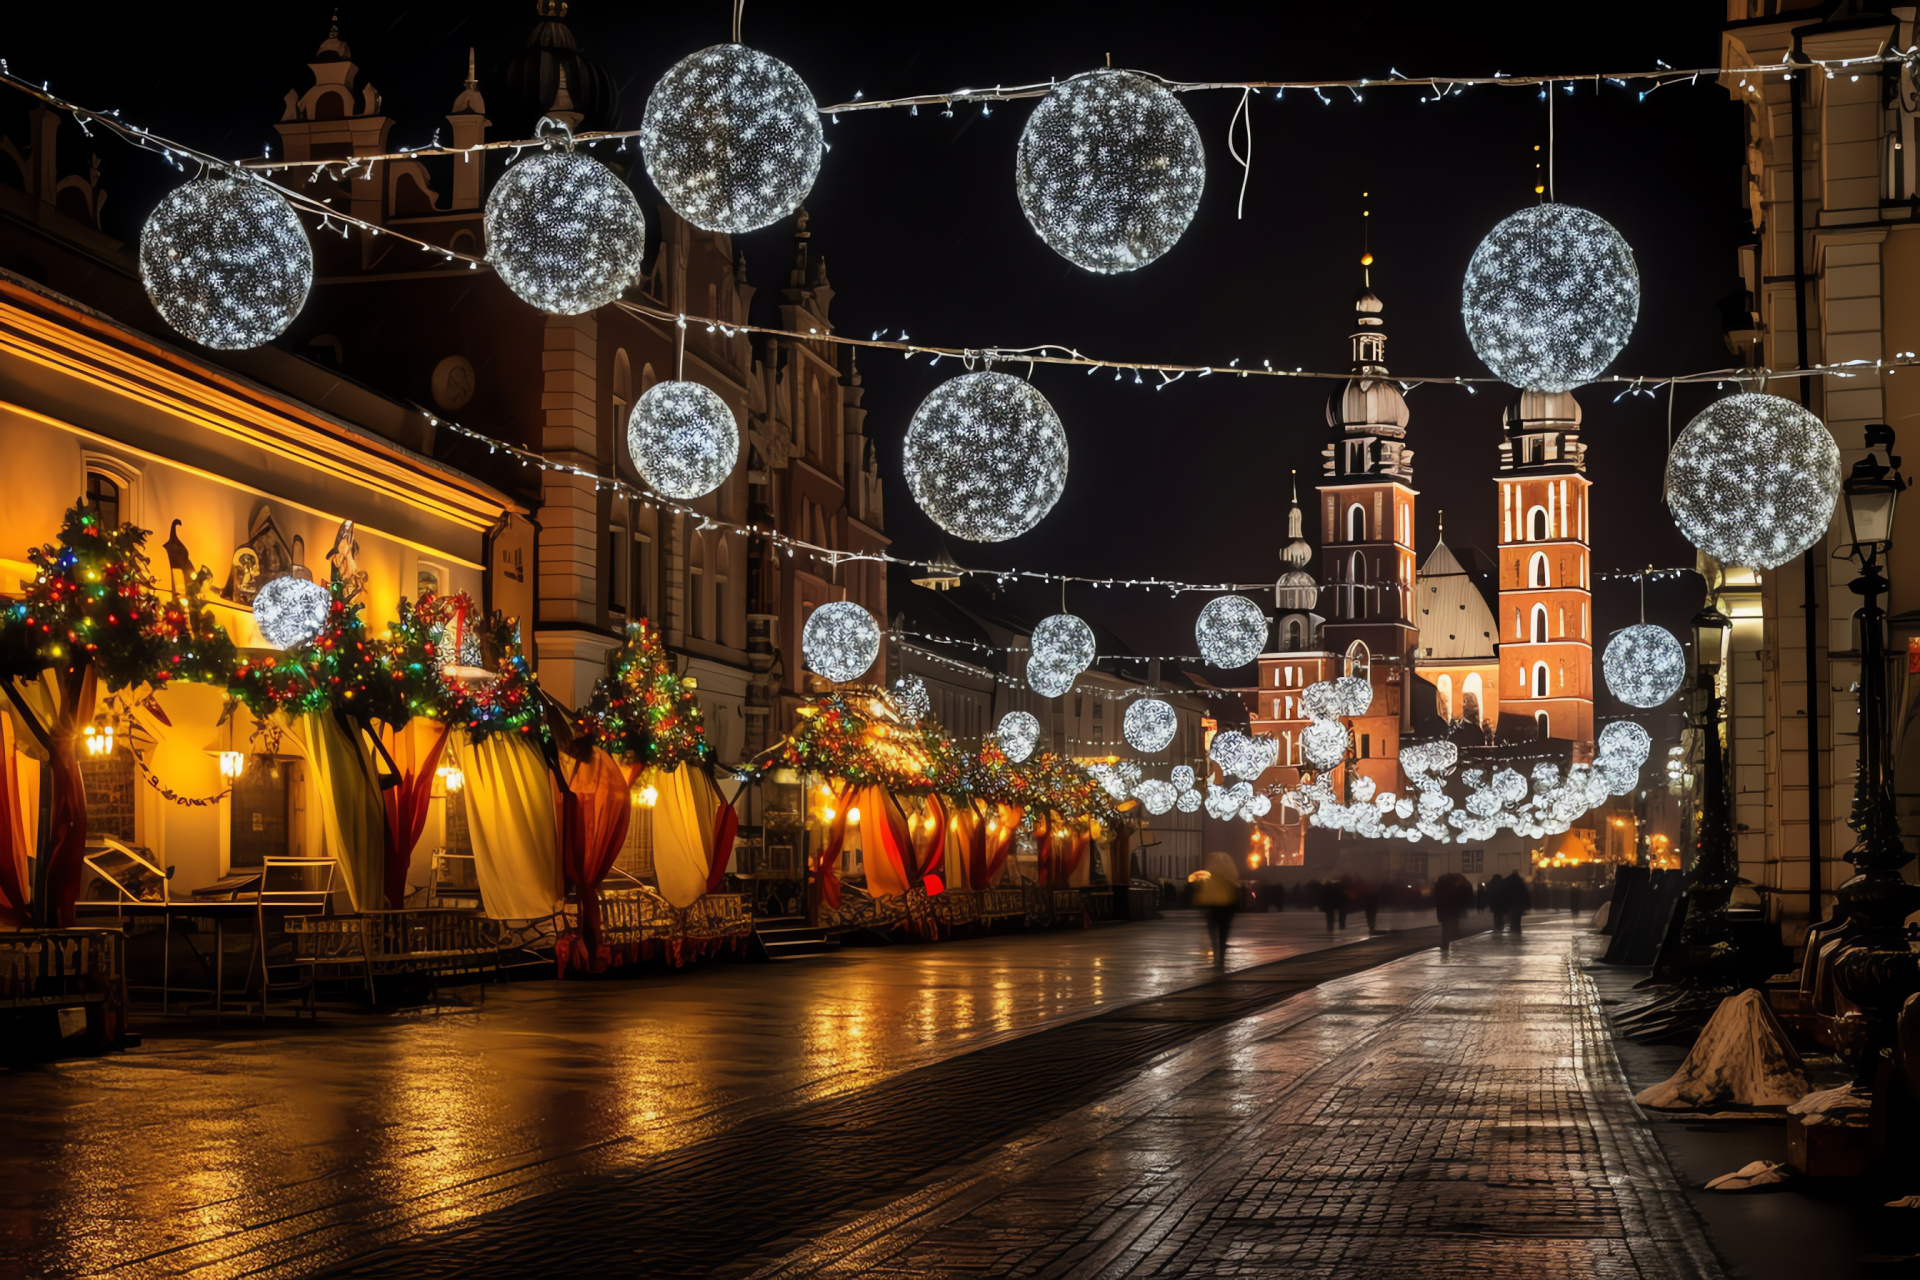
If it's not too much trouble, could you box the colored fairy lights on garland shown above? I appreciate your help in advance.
[578,618,713,769]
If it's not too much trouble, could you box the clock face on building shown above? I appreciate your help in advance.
[431,356,475,411]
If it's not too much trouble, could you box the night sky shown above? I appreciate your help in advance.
[8,1,1743,669]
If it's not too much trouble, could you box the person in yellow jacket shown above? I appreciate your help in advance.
[1190,851,1243,968]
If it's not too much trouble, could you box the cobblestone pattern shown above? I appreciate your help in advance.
[742,924,1721,1279]
[312,929,1467,1279]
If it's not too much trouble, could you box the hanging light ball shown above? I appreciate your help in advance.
[1210,730,1278,780]
[997,710,1041,763]
[1194,594,1268,668]
[1031,612,1097,675]
[1302,721,1349,769]
[902,372,1069,542]
[1461,203,1639,392]
[1123,698,1178,753]
[252,576,330,650]
[1665,391,1840,569]
[626,380,740,499]
[139,173,313,350]
[1014,68,1206,274]
[1333,675,1373,719]
[640,43,823,235]
[1598,719,1653,767]
[1025,655,1077,699]
[484,146,645,315]
[1175,786,1203,814]
[1132,777,1176,816]
[1171,765,1195,792]
[801,601,880,684]
[1602,624,1685,709]
[892,675,932,723]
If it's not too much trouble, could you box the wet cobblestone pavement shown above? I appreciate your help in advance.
[0,915,1725,1278]
[0,911,1429,1277]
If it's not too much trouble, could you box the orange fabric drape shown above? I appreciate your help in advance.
[859,785,914,898]
[379,720,449,909]
[1032,810,1057,886]
[0,712,30,927]
[558,748,633,954]
[910,794,946,877]
[45,667,95,928]
[812,784,854,912]
[705,787,740,895]
[984,803,1020,886]
[1060,831,1091,887]
[956,804,985,890]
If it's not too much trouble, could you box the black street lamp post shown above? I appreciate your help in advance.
[1829,425,1920,1080]
[1677,602,1739,989]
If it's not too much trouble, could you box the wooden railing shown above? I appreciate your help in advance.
[0,929,124,1007]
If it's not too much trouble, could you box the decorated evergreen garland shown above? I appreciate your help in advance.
[577,618,712,769]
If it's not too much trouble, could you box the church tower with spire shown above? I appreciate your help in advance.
[1494,390,1595,750]
[1316,270,1419,793]
[1249,476,1334,866]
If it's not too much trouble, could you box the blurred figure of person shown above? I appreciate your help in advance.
[1568,885,1582,914]
[1489,875,1509,933]
[1359,879,1381,934]
[1321,878,1345,932]
[1433,871,1473,953]
[1505,871,1531,935]
[1193,851,1242,968]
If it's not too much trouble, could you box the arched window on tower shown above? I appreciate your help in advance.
[1533,661,1550,698]
[1513,607,1522,639]
[1529,551,1549,588]
[1535,710,1551,738]
[1529,507,1548,541]
[1285,617,1304,650]
[1347,503,1366,542]
[1436,674,1453,721]
[1462,674,1483,725]
[1531,604,1548,644]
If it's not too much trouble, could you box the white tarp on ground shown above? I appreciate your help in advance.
[1636,988,1808,1109]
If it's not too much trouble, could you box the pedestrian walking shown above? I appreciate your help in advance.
[1489,875,1509,933]
[1320,879,1344,932]
[1433,871,1473,953]
[1505,871,1531,936]
[1359,879,1381,935]
[1193,851,1242,968]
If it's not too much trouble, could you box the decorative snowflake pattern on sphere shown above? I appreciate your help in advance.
[1025,654,1076,698]
[1175,786,1202,814]
[484,149,645,315]
[1210,730,1278,780]
[1597,719,1652,767]
[626,380,739,499]
[1302,721,1349,769]
[1194,594,1267,668]
[997,710,1041,763]
[640,44,823,234]
[1665,392,1840,570]
[252,576,330,650]
[1461,203,1639,392]
[1031,612,1096,675]
[139,174,312,350]
[801,601,879,684]
[1602,624,1685,708]
[893,675,931,723]
[1123,697,1177,753]
[1132,777,1176,816]
[1014,68,1206,274]
[902,372,1069,542]
[1333,675,1374,718]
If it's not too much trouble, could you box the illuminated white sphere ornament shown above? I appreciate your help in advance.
[253,576,330,650]
[801,601,880,684]
[1015,68,1206,274]
[1194,595,1267,668]
[1031,613,1096,676]
[1665,392,1840,570]
[1598,719,1653,767]
[1602,624,1685,709]
[1461,203,1639,392]
[484,148,645,315]
[1302,721,1349,770]
[903,372,1068,542]
[1025,655,1076,699]
[997,710,1041,763]
[626,381,739,499]
[641,44,823,235]
[1132,778,1176,816]
[1123,698,1177,753]
[139,174,312,349]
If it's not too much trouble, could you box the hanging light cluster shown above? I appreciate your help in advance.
[1122,697,1177,753]
[252,576,330,650]
[1601,623,1685,708]
[1131,777,1176,815]
[1015,68,1207,274]
[1209,729,1278,781]
[1461,203,1639,392]
[641,44,824,235]
[801,600,880,684]
[625,381,741,499]
[1193,594,1267,668]
[902,372,1070,543]
[1088,759,1142,801]
[996,709,1041,763]
[893,674,931,723]
[484,142,646,315]
[1664,391,1840,569]
[138,173,313,349]
[1026,611,1095,698]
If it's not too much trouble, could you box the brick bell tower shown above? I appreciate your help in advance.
[1317,283,1419,793]
[1495,389,1595,752]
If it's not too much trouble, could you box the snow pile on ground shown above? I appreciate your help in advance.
[1635,989,1808,1109]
